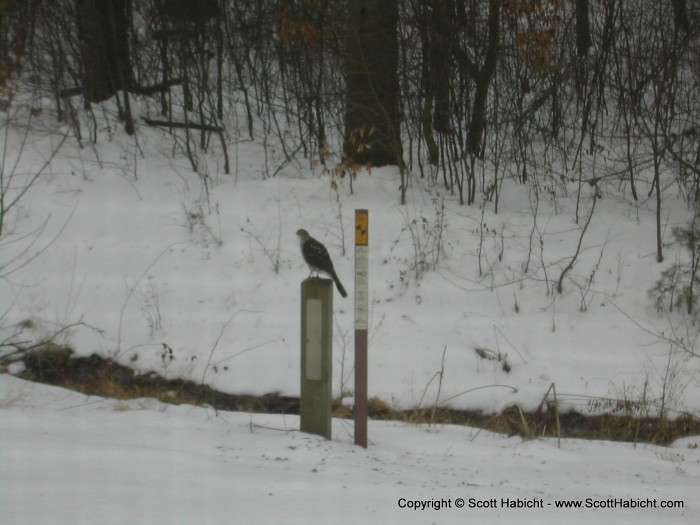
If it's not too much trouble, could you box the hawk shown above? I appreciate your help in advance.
[296,229,348,298]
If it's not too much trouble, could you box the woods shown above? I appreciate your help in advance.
[0,0,698,214]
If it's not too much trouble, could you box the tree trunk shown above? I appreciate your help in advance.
[76,0,132,103]
[672,0,690,34]
[344,0,402,167]
[465,0,500,159]
[431,0,454,135]
[575,0,591,58]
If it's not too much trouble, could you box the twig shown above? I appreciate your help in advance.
[557,188,598,293]
[201,314,239,385]
[517,406,534,440]
[115,241,188,357]
[609,300,699,358]
[430,345,448,426]
[437,384,518,405]
[208,337,282,367]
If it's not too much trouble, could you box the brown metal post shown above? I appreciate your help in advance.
[354,210,369,448]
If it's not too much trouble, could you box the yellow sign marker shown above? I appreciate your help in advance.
[355,210,368,246]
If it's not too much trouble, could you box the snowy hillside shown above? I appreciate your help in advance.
[1,116,699,419]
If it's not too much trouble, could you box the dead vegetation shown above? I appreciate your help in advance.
[7,344,700,446]
[16,344,297,414]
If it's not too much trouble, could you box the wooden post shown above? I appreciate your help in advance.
[354,210,369,447]
[300,278,333,439]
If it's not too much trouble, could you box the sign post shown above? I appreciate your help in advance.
[300,279,333,440]
[354,210,369,448]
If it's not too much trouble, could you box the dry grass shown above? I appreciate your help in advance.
[11,344,700,446]
[17,343,298,414]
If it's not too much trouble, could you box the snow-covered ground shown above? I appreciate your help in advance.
[2,374,699,525]
[2,105,700,523]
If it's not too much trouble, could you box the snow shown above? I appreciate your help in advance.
[2,106,700,523]
[2,374,699,524]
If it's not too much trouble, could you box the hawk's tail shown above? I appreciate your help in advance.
[332,273,348,298]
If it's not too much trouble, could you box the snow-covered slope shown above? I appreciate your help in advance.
[2,122,699,417]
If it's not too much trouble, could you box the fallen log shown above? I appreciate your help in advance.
[141,117,224,133]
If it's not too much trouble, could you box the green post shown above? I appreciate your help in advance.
[300,278,333,439]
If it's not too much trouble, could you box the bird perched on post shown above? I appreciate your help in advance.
[296,228,348,298]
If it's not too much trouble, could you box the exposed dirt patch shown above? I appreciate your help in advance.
[16,345,298,414]
[10,344,700,445]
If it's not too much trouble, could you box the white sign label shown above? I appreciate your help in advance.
[305,299,323,380]
[355,245,369,330]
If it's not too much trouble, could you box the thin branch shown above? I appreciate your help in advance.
[557,188,599,293]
